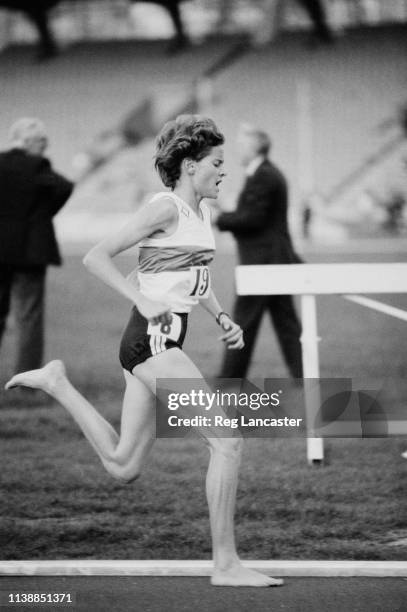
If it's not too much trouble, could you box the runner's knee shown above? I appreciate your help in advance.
[209,436,243,459]
[115,468,141,485]
[103,459,142,484]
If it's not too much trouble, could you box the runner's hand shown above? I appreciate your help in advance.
[136,295,172,325]
[218,315,244,350]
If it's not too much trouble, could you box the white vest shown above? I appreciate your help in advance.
[135,192,216,313]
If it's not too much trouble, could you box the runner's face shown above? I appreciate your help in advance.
[193,146,226,199]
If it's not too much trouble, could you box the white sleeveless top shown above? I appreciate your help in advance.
[135,192,216,313]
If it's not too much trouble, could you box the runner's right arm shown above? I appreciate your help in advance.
[83,198,177,321]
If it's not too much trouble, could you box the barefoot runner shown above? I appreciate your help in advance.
[6,115,283,587]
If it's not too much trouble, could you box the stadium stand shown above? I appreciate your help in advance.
[0,3,406,242]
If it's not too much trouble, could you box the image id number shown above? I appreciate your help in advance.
[1,592,74,606]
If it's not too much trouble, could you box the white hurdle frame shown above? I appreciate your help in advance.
[235,263,407,464]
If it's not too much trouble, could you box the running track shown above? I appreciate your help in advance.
[0,576,406,611]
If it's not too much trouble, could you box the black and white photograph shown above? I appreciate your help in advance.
[0,1,406,610]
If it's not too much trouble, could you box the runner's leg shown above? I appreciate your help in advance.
[134,347,283,587]
[5,361,156,482]
[6,350,283,586]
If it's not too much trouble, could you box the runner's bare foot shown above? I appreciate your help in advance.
[5,360,66,395]
[211,564,284,587]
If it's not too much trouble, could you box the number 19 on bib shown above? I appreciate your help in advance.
[189,266,211,299]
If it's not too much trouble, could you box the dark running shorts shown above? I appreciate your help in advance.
[119,307,188,373]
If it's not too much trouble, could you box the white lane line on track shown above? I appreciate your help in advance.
[1,560,406,577]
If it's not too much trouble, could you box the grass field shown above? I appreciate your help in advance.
[0,248,406,560]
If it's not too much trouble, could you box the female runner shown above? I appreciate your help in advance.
[6,115,283,588]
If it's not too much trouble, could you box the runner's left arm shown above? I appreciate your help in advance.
[200,290,244,350]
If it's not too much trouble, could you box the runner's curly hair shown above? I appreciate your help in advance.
[154,114,224,188]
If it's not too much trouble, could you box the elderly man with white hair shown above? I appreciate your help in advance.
[215,123,303,380]
[0,118,73,393]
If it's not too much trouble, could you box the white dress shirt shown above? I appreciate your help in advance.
[245,155,266,177]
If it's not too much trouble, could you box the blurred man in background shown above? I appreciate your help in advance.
[0,118,73,385]
[216,124,303,379]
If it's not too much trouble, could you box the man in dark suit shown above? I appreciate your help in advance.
[0,118,73,377]
[216,124,303,379]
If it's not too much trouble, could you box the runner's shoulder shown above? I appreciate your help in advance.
[147,193,179,223]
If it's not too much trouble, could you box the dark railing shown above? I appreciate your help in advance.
[1,0,407,47]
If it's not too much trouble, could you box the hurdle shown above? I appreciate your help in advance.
[235,262,407,464]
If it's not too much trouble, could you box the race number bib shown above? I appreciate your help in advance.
[147,313,182,341]
[189,266,211,299]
